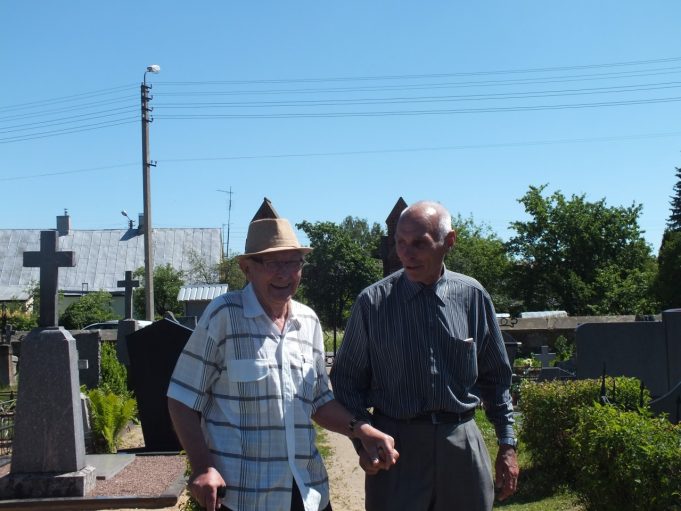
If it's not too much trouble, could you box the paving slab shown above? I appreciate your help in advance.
[85,454,135,480]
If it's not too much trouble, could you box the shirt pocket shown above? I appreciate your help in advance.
[447,336,478,388]
[226,358,270,382]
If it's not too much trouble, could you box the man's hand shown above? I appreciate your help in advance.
[494,445,519,501]
[358,447,382,475]
[354,422,399,472]
[188,467,226,511]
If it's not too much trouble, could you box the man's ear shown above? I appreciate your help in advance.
[238,258,250,277]
[445,230,457,251]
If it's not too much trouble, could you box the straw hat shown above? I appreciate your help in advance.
[239,218,312,259]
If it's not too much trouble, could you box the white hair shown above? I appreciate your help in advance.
[400,200,452,242]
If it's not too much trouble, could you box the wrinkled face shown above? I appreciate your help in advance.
[395,210,454,286]
[240,250,305,314]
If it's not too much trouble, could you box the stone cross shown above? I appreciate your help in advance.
[117,270,139,319]
[23,230,75,328]
[536,345,557,368]
[3,324,13,345]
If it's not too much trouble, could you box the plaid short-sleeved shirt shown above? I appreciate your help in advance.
[167,284,334,511]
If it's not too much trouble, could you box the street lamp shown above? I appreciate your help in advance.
[121,210,135,229]
[141,64,160,320]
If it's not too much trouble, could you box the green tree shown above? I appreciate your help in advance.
[60,291,119,330]
[666,166,681,231]
[297,220,382,334]
[218,253,247,290]
[446,215,514,312]
[184,248,220,284]
[507,185,657,315]
[134,264,185,319]
[339,216,384,256]
[655,229,681,309]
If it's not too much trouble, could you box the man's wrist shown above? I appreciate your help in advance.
[348,416,369,438]
[497,437,518,449]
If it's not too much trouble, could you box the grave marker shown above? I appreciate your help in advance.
[22,230,75,327]
[535,345,556,368]
[0,230,94,498]
[117,270,139,319]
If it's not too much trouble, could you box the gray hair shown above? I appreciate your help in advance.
[400,200,452,242]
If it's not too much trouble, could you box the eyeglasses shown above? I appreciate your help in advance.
[250,257,305,273]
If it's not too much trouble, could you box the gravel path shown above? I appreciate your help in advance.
[108,424,366,511]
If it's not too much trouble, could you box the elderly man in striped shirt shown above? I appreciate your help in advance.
[331,200,519,511]
[168,216,398,511]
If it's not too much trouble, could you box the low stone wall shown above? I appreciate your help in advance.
[500,315,643,352]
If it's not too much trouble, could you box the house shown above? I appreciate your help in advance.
[0,212,222,317]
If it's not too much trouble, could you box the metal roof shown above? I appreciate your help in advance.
[0,227,222,300]
[177,284,230,302]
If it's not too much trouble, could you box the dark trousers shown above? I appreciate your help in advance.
[365,414,493,511]
[221,482,333,511]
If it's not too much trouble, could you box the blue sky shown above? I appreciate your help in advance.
[2,2,680,255]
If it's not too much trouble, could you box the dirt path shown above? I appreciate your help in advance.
[325,429,365,511]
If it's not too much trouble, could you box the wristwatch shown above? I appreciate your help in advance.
[497,437,518,449]
[348,417,365,436]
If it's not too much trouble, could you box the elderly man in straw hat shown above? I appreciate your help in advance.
[168,215,398,511]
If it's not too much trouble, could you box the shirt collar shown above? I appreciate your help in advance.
[398,267,448,305]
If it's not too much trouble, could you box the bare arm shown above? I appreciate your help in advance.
[168,397,225,511]
[312,399,398,471]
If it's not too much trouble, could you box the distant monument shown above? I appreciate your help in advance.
[380,197,407,277]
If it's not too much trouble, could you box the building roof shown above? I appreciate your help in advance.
[177,284,230,302]
[0,226,222,300]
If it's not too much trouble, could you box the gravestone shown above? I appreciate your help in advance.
[0,328,95,498]
[117,270,139,320]
[73,331,101,389]
[576,309,681,421]
[0,230,95,498]
[127,319,192,451]
[0,344,15,387]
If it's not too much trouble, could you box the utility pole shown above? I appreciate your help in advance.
[142,65,160,321]
[217,188,234,257]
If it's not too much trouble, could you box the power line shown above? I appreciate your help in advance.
[3,130,680,182]
[153,81,681,109]
[155,95,681,120]
[0,118,138,144]
[157,56,681,85]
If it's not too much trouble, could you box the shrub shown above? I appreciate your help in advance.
[60,291,119,330]
[4,309,37,331]
[99,341,130,396]
[87,388,137,453]
[519,377,649,485]
[570,404,681,511]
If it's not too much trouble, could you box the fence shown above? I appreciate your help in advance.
[0,392,15,457]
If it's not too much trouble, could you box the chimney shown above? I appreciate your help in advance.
[137,214,145,234]
[56,209,71,236]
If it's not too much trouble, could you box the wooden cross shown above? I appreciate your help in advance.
[117,270,140,319]
[23,230,75,328]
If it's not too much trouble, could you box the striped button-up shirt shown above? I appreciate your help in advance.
[167,283,334,511]
[331,269,515,439]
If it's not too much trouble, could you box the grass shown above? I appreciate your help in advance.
[475,409,583,511]
[315,424,332,459]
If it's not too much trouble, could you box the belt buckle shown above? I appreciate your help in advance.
[430,412,441,424]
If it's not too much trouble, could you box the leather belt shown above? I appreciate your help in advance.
[375,409,475,425]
